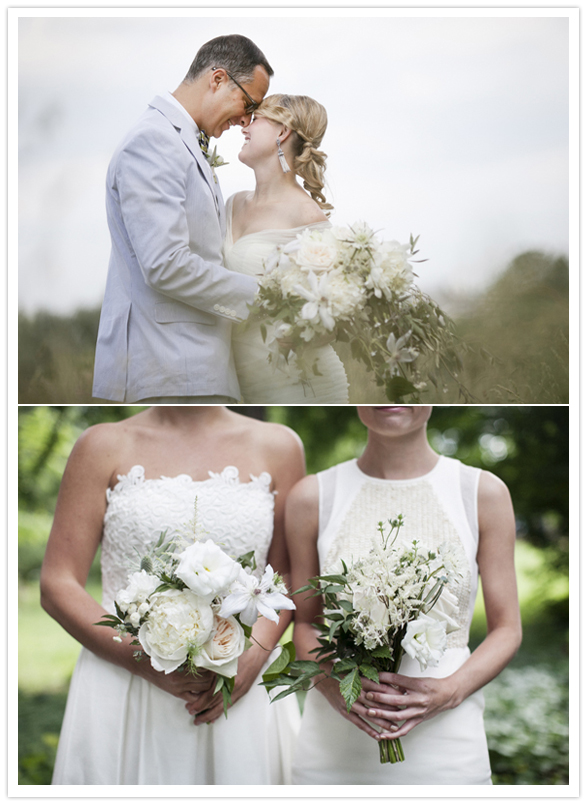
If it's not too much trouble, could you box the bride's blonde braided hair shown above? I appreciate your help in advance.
[256,94,334,214]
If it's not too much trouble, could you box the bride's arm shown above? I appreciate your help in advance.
[359,471,523,739]
[40,425,214,702]
[186,424,306,723]
[285,475,398,741]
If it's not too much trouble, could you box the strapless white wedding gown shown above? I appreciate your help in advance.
[52,466,300,785]
[223,195,349,403]
[292,456,493,785]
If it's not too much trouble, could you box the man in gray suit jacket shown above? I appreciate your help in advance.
[92,35,272,403]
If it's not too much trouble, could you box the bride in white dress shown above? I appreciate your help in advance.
[223,94,349,403]
[40,406,305,785]
[286,405,522,785]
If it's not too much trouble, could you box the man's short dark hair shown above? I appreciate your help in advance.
[184,34,274,84]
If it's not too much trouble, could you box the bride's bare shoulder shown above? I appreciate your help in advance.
[287,194,329,228]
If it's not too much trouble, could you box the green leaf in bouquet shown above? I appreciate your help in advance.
[370,644,393,660]
[236,549,257,572]
[94,614,123,628]
[260,323,267,343]
[213,675,235,718]
[338,598,354,612]
[316,573,348,585]
[385,375,418,400]
[339,667,362,712]
[334,658,359,674]
[262,641,296,682]
[359,664,381,684]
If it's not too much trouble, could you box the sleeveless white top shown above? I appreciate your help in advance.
[52,466,300,785]
[292,455,493,786]
[223,195,349,404]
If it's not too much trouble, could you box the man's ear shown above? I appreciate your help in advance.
[210,67,226,92]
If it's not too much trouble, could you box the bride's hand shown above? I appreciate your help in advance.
[136,659,216,703]
[185,647,270,725]
[315,674,402,742]
[358,671,459,739]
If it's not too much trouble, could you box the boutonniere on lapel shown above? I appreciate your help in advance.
[206,146,229,183]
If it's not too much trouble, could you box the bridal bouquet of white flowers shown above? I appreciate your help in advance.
[262,515,464,764]
[97,501,295,714]
[245,223,468,401]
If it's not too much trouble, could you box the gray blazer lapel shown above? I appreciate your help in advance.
[148,95,221,220]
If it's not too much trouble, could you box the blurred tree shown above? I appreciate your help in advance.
[451,251,568,403]
[19,405,569,583]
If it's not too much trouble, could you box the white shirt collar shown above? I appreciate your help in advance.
[166,91,200,134]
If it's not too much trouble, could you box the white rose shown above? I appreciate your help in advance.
[401,615,447,671]
[175,539,241,601]
[290,231,338,272]
[138,588,214,674]
[426,586,460,634]
[194,614,246,678]
[116,569,160,614]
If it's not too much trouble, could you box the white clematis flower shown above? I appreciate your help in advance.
[219,565,296,627]
[386,331,419,375]
[293,272,337,331]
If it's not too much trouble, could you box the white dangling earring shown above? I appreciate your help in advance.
[276,138,290,173]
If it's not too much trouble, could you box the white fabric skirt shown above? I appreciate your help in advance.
[292,648,492,786]
[52,647,300,785]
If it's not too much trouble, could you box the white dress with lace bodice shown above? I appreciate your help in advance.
[52,466,300,786]
[292,456,493,785]
[223,195,349,403]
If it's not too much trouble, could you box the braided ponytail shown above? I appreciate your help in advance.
[256,94,334,214]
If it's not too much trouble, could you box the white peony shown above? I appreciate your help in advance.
[116,570,160,614]
[138,588,214,674]
[193,614,246,678]
[175,539,241,602]
[401,615,447,671]
[219,564,295,627]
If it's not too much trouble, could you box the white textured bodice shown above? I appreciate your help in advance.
[317,456,481,649]
[100,465,275,613]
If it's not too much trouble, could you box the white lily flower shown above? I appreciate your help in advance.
[219,564,295,627]
[386,331,419,375]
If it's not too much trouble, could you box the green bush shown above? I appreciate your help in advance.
[18,690,68,785]
[484,664,569,784]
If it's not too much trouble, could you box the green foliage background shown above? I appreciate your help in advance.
[17,405,570,785]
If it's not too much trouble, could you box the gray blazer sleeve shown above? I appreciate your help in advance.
[115,123,256,322]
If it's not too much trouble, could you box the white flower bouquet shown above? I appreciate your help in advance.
[245,223,468,401]
[97,501,295,714]
[262,515,464,763]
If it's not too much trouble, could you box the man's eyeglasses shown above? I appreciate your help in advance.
[213,67,260,115]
